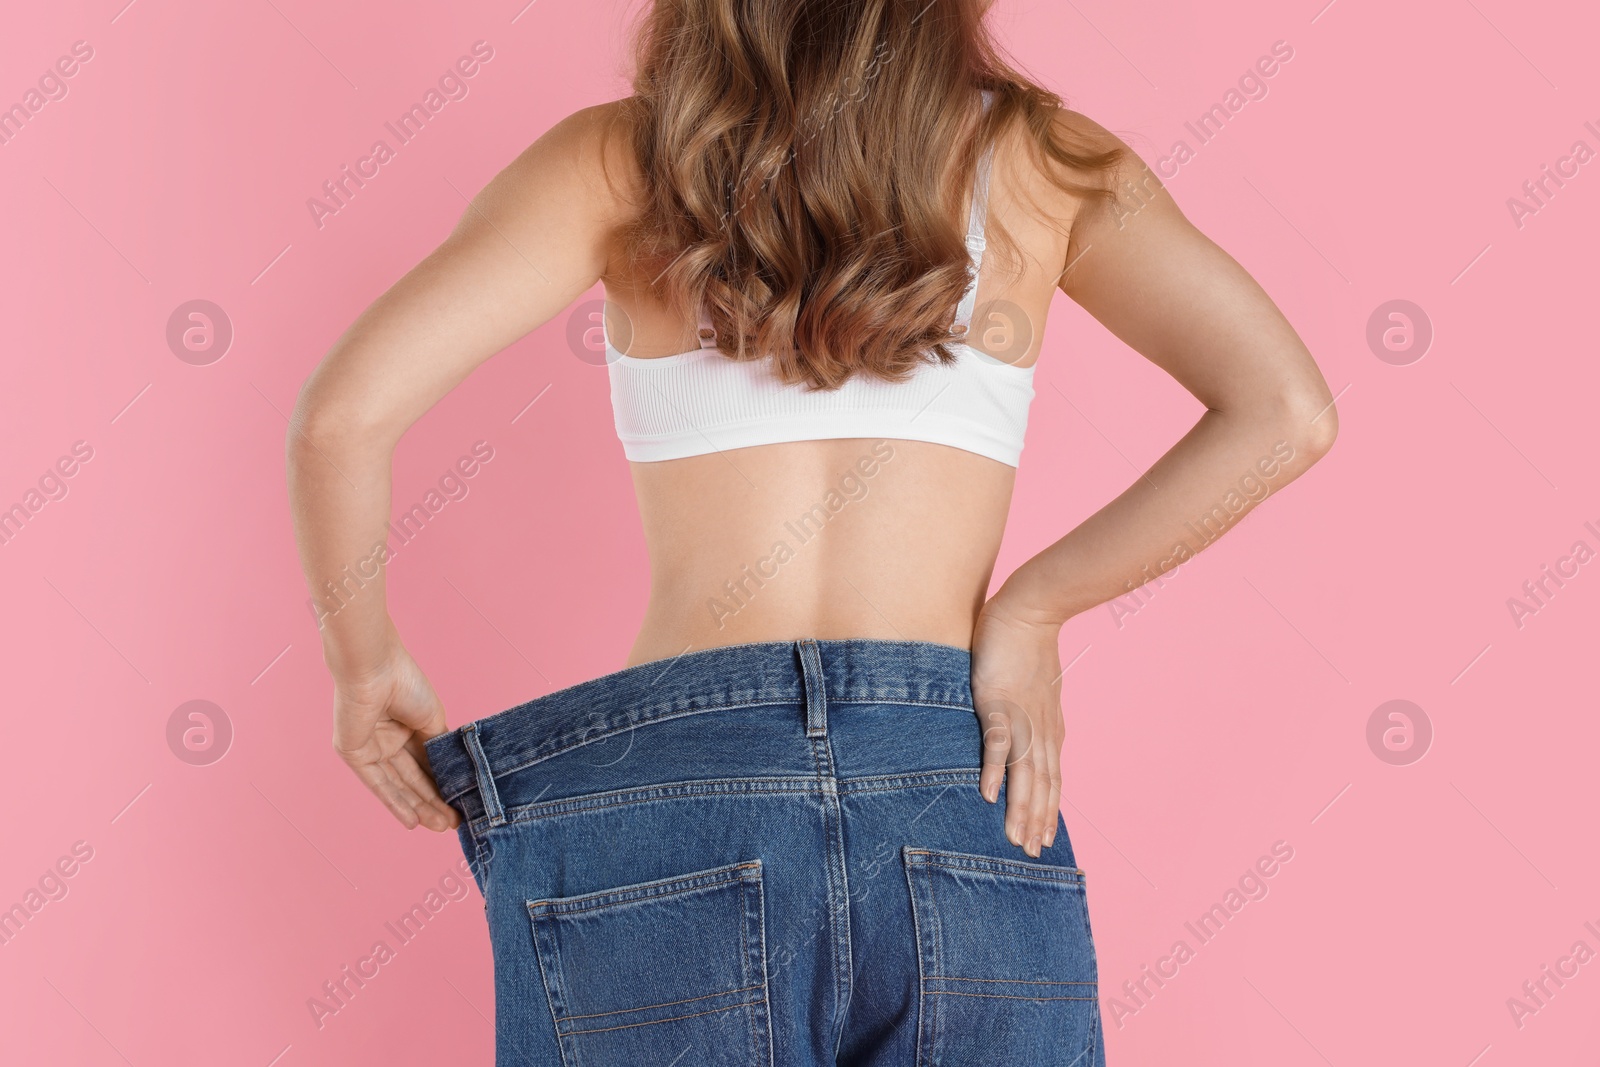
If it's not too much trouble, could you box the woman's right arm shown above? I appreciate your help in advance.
[973,113,1339,858]
[287,104,625,830]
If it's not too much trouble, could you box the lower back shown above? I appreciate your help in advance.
[622,437,1016,667]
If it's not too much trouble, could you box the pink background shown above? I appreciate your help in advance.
[2,0,1596,1063]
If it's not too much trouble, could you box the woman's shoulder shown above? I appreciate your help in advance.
[987,100,1147,245]
[473,99,644,230]
[1001,102,1133,190]
[518,97,646,210]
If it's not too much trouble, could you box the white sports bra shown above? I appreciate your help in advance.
[606,92,1035,467]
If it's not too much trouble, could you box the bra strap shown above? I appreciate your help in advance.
[696,301,719,349]
[951,90,997,338]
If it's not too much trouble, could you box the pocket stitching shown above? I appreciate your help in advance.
[562,996,769,1036]
[903,852,931,1067]
[527,859,761,914]
[530,905,575,1067]
[929,852,945,1057]
[904,844,1100,1062]
[927,989,1099,1002]
[745,867,774,1067]
[557,984,768,1023]
[905,846,1085,882]
[912,862,1085,888]
[529,871,755,917]
[527,859,772,1065]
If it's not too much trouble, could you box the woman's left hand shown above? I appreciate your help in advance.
[970,598,1066,858]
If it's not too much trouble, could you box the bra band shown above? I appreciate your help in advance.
[695,89,998,350]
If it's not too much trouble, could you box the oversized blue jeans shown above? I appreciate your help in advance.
[425,638,1107,1066]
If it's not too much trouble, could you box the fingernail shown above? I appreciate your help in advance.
[1006,823,1020,845]
[1027,836,1042,857]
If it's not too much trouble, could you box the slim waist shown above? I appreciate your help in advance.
[424,638,975,806]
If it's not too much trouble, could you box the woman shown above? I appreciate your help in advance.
[287,2,1336,1063]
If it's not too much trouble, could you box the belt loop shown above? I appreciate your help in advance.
[461,721,507,828]
[796,639,828,738]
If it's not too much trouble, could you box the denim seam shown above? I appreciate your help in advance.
[476,780,820,834]
[438,701,793,803]
[528,908,574,1067]
[465,769,984,836]
[925,990,1099,1002]
[905,847,1087,881]
[812,737,855,1063]
[433,637,973,771]
[526,861,761,912]
[928,976,1096,986]
[840,770,980,795]
[908,862,1087,887]
[927,851,945,1057]
[740,867,769,1067]
[556,984,765,1022]
[437,698,977,804]
[529,874,750,916]
[1087,993,1101,1066]
[561,999,765,1036]
[1077,872,1100,983]
[470,826,494,898]
[752,864,776,1067]
[903,851,929,1067]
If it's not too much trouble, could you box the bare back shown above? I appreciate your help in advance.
[596,110,1082,667]
[290,86,1334,843]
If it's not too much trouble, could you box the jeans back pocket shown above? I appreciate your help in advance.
[527,859,773,1067]
[903,846,1100,1065]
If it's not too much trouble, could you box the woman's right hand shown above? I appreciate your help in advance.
[330,644,461,833]
[970,598,1067,858]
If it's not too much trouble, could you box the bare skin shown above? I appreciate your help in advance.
[287,101,1337,860]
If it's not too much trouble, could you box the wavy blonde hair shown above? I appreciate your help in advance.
[615,0,1124,388]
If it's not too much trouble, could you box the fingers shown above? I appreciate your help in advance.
[338,740,460,832]
[978,702,1012,803]
[1040,729,1063,850]
[344,756,426,829]
[1027,725,1062,856]
[1004,752,1035,851]
[1002,705,1036,851]
[393,743,461,831]
[969,606,1069,859]
[992,701,1063,859]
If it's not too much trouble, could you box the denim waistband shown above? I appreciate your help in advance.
[424,638,975,806]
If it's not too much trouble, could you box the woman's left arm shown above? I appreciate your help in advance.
[286,104,621,829]
[973,114,1339,855]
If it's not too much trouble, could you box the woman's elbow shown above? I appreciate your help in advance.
[287,376,398,464]
[1282,387,1339,462]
